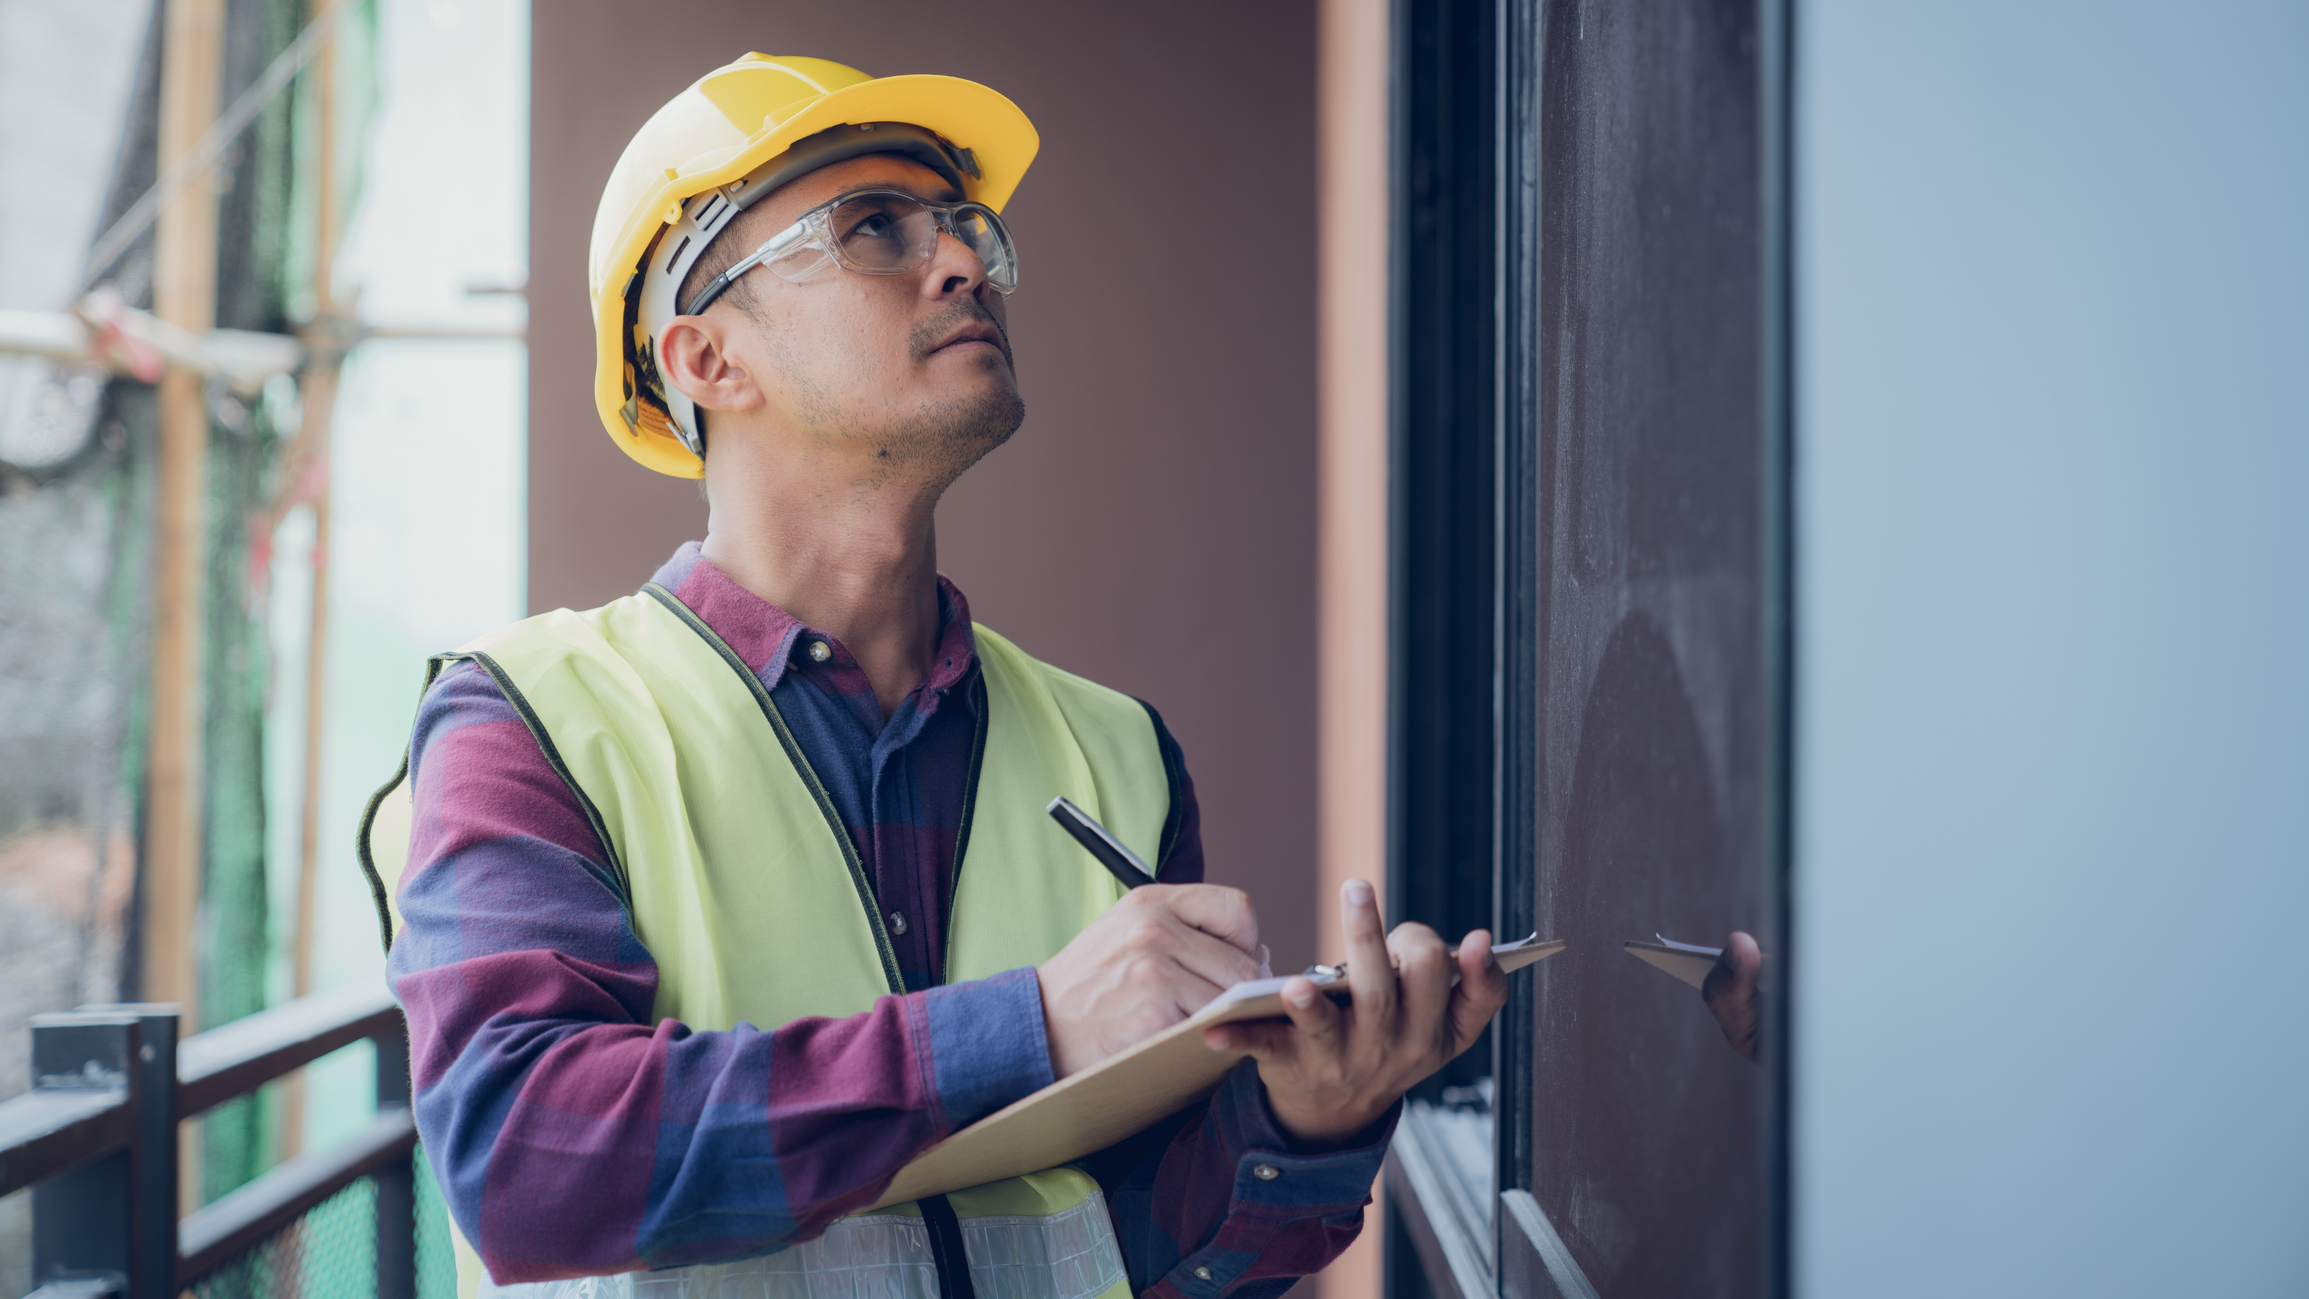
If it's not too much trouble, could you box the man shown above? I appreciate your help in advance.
[364,55,1507,1299]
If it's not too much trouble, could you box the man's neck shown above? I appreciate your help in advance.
[700,442,948,720]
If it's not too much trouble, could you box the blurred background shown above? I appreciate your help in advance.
[2,0,524,1291]
[1,2,2304,1299]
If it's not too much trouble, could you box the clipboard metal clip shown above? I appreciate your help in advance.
[1298,933,1543,985]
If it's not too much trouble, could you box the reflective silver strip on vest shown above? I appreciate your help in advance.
[480,1192,1128,1299]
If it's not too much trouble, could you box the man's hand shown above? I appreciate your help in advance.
[1039,884,1266,1079]
[1701,930,1763,1062]
[1203,880,1509,1147]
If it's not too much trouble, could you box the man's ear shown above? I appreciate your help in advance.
[659,315,766,414]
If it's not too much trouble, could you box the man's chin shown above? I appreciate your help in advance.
[877,384,1025,477]
[951,384,1026,452]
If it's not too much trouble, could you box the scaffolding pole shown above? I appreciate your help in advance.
[146,0,225,1028]
[147,0,227,1217]
[280,6,340,1157]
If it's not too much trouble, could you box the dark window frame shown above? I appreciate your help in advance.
[1382,3,1503,1296]
[1382,0,1795,1295]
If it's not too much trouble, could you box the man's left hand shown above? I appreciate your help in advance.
[1202,879,1509,1146]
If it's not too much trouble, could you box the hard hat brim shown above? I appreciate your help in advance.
[594,74,1039,479]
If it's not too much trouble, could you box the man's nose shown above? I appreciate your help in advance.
[926,229,989,297]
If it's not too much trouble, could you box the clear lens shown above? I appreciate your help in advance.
[829,193,940,271]
[951,205,1017,292]
[764,241,837,284]
[759,191,1019,293]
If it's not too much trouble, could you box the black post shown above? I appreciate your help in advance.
[374,1018,416,1299]
[110,1005,182,1299]
[1388,0,1501,1107]
[1490,0,1542,1212]
[29,1012,139,1297]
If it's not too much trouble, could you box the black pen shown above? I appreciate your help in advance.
[1046,796,1156,889]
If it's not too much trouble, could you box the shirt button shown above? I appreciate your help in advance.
[1193,1267,1213,1281]
[1252,1163,1280,1181]
[889,911,908,935]
[809,640,832,663]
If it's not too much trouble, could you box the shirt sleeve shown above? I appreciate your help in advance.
[387,661,1055,1283]
[1093,720,1392,1297]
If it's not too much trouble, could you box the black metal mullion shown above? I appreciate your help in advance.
[1489,0,1543,1205]
[1389,5,1503,1296]
[374,1019,416,1299]
[1388,0,1499,1096]
[1759,0,1797,1293]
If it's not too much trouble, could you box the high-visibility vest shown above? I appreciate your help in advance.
[361,583,1176,1299]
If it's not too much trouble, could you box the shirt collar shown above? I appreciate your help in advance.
[647,541,980,700]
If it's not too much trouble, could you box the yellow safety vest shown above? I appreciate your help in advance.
[361,583,1175,1299]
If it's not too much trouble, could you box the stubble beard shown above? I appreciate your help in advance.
[874,300,1025,486]
[760,298,1026,490]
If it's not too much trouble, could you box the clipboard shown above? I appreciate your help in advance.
[1622,934,1743,990]
[869,933,1563,1208]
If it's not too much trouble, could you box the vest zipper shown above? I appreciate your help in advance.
[641,583,906,997]
[653,585,993,1299]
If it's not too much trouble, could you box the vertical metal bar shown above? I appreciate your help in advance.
[374,1016,411,1109]
[1390,5,1502,1294]
[374,1018,416,1299]
[1756,0,1797,1293]
[1385,0,1418,947]
[119,1006,181,1299]
[1490,0,1543,1212]
[30,1013,139,1294]
[1390,0,1500,1025]
[375,1148,417,1299]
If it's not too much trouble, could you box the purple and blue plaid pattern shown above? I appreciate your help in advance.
[386,543,1390,1289]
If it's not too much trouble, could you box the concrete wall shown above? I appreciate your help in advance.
[1794,0,2309,1291]
[528,3,1324,967]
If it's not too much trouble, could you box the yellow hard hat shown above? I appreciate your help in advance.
[589,54,1039,477]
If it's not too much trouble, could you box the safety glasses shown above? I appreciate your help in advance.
[682,188,1018,316]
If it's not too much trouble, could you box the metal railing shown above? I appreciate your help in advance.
[0,986,415,1299]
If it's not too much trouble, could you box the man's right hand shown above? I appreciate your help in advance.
[1038,884,1265,1079]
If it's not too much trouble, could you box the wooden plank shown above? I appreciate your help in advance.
[0,1090,131,1198]
[176,985,400,1119]
[283,0,343,1160]
[870,937,1562,1208]
[143,0,228,1042]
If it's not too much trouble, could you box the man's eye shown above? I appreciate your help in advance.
[851,213,895,239]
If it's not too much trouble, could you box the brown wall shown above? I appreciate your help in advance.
[1313,7,1389,1299]
[528,2,1322,965]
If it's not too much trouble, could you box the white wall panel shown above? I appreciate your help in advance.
[1795,2,2309,1293]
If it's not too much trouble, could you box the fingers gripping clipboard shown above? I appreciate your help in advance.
[868,933,1564,1209]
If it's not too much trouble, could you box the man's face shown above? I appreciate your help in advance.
[677,153,1022,481]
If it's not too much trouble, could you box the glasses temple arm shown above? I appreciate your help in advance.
[679,217,816,317]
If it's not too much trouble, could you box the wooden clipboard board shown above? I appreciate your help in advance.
[870,933,1564,1208]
